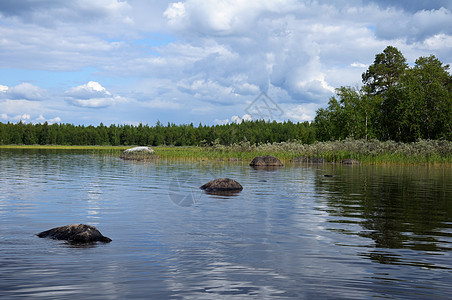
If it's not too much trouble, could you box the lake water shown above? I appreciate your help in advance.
[0,149,451,299]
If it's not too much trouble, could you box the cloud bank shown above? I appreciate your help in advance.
[0,0,450,125]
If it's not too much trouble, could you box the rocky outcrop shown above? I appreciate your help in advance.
[37,224,112,243]
[200,178,243,192]
[340,159,359,165]
[249,155,283,167]
[120,146,157,161]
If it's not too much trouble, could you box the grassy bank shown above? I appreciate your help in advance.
[1,139,451,164]
[158,139,452,164]
[203,139,452,164]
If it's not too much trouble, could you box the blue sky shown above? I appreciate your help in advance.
[0,0,451,126]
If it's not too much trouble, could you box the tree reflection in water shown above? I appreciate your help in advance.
[315,165,452,268]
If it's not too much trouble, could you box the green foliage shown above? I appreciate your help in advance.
[0,120,316,147]
[401,55,452,140]
[2,139,451,164]
[315,46,452,142]
[362,45,408,95]
[202,138,452,164]
[314,87,380,141]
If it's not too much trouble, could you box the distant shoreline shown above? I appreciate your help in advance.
[1,141,451,165]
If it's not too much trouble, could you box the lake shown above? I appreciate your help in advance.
[0,149,451,299]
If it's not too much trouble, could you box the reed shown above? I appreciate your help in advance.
[1,139,451,164]
[203,138,452,164]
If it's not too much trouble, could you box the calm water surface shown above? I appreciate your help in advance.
[0,149,451,299]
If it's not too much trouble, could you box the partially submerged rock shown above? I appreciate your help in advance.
[200,178,243,192]
[249,155,283,167]
[37,224,112,243]
[120,146,157,161]
[340,159,359,165]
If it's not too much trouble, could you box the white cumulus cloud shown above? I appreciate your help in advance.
[9,113,31,122]
[65,81,126,108]
[0,82,46,100]
[215,113,253,125]
[36,114,62,124]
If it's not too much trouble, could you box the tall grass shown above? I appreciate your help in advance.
[1,139,451,164]
[205,138,452,164]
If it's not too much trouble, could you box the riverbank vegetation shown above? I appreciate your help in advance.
[1,139,451,164]
[203,139,452,164]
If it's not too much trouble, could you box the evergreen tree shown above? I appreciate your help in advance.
[362,45,408,95]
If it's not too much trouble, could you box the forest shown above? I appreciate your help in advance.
[0,46,450,146]
[0,120,316,146]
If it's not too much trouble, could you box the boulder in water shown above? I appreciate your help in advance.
[37,224,112,243]
[249,155,283,167]
[120,146,157,161]
[200,178,243,192]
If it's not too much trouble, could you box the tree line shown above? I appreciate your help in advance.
[314,46,452,142]
[0,120,316,146]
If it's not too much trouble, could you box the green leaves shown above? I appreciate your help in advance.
[401,55,452,140]
[362,46,408,95]
[316,46,451,142]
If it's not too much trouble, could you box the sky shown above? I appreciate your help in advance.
[0,0,451,126]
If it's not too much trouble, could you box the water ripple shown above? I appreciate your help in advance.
[0,150,451,299]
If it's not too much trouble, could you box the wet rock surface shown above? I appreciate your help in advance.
[249,155,283,167]
[37,224,112,243]
[200,178,243,192]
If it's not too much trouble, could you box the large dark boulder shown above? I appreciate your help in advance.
[120,146,157,161]
[37,224,112,243]
[340,159,359,165]
[249,155,283,167]
[200,178,243,192]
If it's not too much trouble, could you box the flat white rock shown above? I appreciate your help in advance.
[123,146,154,153]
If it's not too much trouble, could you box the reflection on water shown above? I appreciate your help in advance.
[0,149,451,299]
[315,166,452,270]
